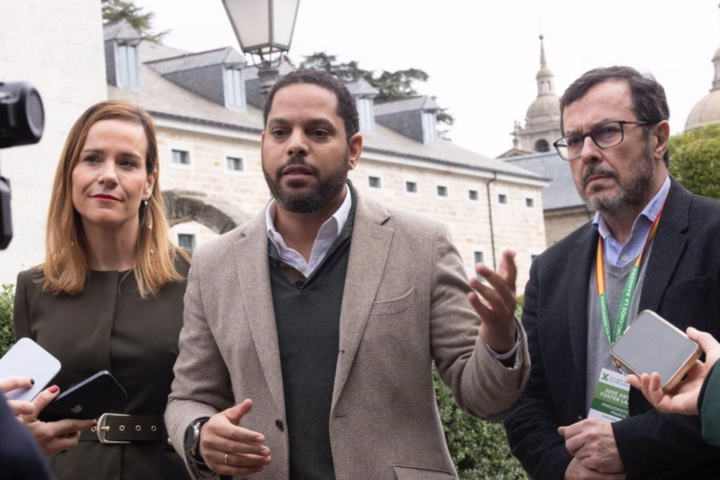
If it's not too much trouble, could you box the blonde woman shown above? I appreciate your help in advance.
[13,100,191,480]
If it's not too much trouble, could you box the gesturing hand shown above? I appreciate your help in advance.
[559,419,624,474]
[627,327,720,415]
[199,399,272,476]
[468,249,518,353]
[21,385,96,455]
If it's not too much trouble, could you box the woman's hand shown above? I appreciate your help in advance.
[627,327,720,415]
[20,385,96,456]
[0,376,36,416]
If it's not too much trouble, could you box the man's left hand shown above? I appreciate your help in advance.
[559,419,625,474]
[468,249,518,353]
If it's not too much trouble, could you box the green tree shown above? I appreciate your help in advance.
[668,124,720,199]
[0,285,15,357]
[101,0,169,42]
[297,52,454,131]
[434,369,528,479]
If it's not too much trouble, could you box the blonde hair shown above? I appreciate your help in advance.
[41,100,190,297]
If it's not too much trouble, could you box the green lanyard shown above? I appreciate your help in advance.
[595,203,665,347]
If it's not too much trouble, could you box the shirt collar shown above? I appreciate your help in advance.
[265,184,353,247]
[592,174,670,239]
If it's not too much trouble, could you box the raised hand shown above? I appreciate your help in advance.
[468,249,518,353]
[199,399,272,476]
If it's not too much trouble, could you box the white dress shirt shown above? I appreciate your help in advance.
[265,187,352,278]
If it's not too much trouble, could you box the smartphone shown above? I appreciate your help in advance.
[39,370,128,421]
[611,310,701,391]
[0,338,61,402]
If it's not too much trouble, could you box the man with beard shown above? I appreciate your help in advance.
[165,69,530,480]
[504,66,720,480]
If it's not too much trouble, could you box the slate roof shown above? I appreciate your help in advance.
[146,47,246,75]
[103,19,141,43]
[504,151,585,210]
[108,39,544,182]
[346,78,379,97]
[374,96,441,115]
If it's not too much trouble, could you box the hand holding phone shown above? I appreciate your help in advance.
[627,327,720,415]
[0,338,61,402]
[21,384,96,456]
[0,377,37,416]
[38,370,127,422]
[611,310,701,391]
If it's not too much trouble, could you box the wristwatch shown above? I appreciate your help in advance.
[184,417,210,464]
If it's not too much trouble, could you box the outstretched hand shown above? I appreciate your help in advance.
[199,399,272,476]
[468,250,518,353]
[626,327,720,415]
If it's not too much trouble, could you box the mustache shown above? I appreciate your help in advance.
[582,164,619,188]
[276,154,320,177]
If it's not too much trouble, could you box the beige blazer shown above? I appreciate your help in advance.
[166,192,530,480]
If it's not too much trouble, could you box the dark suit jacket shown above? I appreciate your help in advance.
[505,179,720,480]
[0,397,54,480]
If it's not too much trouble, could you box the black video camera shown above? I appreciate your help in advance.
[0,81,45,250]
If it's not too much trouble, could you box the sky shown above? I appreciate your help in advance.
[132,0,720,158]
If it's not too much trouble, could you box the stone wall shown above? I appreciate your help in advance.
[545,206,594,246]
[0,0,107,283]
[155,126,547,289]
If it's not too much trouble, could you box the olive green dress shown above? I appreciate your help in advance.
[13,261,192,480]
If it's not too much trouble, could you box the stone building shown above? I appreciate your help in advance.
[504,152,592,247]
[105,21,548,287]
[499,36,562,158]
[685,15,720,131]
[0,0,107,284]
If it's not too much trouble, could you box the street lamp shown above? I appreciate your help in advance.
[221,0,301,97]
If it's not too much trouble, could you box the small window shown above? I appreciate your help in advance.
[405,181,417,193]
[368,176,382,189]
[473,251,484,280]
[437,185,448,197]
[468,189,479,201]
[535,139,550,153]
[226,156,243,172]
[178,233,196,251]
[526,197,534,208]
[498,193,508,205]
[172,149,190,165]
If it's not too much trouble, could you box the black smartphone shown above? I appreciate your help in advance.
[38,370,128,421]
[611,310,702,391]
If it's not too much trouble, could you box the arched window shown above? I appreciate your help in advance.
[535,139,550,152]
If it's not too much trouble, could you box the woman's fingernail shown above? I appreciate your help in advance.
[30,379,35,385]
[49,385,59,394]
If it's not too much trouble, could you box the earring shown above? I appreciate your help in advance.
[144,200,148,208]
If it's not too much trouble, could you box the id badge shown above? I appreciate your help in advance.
[588,368,630,422]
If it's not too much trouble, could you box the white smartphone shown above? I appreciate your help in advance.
[611,310,701,391]
[0,338,61,401]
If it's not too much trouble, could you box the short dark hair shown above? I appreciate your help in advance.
[560,66,670,166]
[263,69,360,142]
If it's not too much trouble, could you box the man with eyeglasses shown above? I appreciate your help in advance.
[504,66,720,480]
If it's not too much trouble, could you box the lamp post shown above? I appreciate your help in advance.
[221,0,301,98]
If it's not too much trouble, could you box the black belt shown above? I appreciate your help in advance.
[79,413,170,445]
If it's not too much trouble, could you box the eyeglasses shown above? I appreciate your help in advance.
[553,120,654,161]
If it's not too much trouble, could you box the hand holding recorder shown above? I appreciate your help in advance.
[627,327,720,415]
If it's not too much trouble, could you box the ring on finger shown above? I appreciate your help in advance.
[224,453,229,465]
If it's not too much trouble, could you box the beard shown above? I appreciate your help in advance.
[580,143,655,217]
[263,152,349,214]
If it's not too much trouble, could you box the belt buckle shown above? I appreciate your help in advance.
[96,413,131,444]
